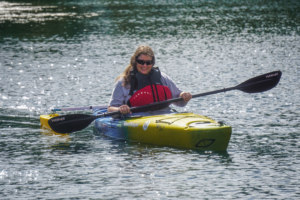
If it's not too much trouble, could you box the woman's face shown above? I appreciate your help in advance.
[136,54,153,75]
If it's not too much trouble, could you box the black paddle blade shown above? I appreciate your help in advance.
[236,71,282,93]
[48,114,97,133]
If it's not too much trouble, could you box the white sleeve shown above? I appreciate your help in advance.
[108,79,127,107]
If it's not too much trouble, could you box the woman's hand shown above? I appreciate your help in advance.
[118,105,131,114]
[107,105,131,114]
[180,92,192,102]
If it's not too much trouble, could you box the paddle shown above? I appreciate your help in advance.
[48,71,282,134]
[51,105,107,112]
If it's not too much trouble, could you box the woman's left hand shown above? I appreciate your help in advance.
[180,92,192,102]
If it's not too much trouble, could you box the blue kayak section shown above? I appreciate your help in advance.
[93,108,177,139]
[93,109,127,139]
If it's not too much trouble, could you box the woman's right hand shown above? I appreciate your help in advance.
[118,105,131,114]
[107,105,131,114]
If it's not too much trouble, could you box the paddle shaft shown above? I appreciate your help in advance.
[51,105,107,112]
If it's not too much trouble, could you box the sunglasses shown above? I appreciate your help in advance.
[136,59,153,65]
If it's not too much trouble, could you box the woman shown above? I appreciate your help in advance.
[107,45,192,115]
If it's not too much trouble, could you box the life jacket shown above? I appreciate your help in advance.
[127,67,172,108]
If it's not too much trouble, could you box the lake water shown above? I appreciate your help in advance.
[0,0,299,199]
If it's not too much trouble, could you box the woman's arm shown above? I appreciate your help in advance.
[107,78,132,114]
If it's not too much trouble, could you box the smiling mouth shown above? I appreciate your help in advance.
[140,67,150,71]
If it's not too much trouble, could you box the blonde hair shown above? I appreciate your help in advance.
[116,45,155,87]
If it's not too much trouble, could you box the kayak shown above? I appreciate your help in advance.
[40,109,231,151]
[93,109,232,151]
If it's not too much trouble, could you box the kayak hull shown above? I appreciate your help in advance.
[94,110,232,151]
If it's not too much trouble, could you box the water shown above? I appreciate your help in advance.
[0,0,299,199]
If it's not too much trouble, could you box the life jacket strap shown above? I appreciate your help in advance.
[154,84,160,102]
[129,68,137,96]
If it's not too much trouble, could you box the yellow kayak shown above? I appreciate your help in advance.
[93,109,231,151]
[40,110,231,151]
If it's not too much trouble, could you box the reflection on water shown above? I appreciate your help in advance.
[94,128,232,160]
[0,0,300,199]
[1,0,299,40]
[0,2,74,23]
[0,1,85,39]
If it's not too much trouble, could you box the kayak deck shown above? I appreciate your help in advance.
[94,110,232,151]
